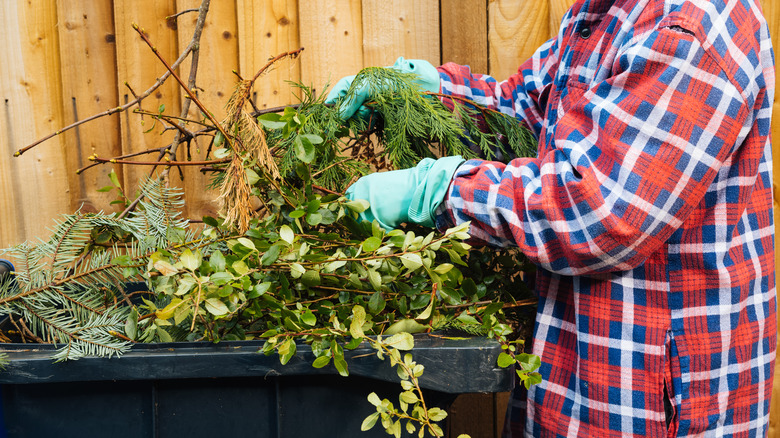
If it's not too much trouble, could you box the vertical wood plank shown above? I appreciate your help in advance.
[175,0,239,221]
[56,0,122,214]
[361,0,440,67]
[113,0,181,196]
[0,1,70,247]
[237,0,301,109]
[441,0,488,72]
[488,0,550,80]
[298,0,363,98]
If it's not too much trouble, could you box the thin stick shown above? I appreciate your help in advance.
[88,156,231,167]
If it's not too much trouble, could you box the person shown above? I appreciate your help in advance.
[326,0,776,436]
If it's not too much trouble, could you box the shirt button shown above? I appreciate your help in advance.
[580,27,592,39]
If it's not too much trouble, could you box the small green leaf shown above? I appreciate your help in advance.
[279,225,294,244]
[290,263,305,278]
[202,216,220,227]
[362,236,382,252]
[261,244,282,265]
[301,269,321,286]
[333,349,348,376]
[368,291,386,314]
[427,407,447,422]
[399,253,423,271]
[312,355,330,368]
[399,391,418,404]
[245,168,260,185]
[361,412,380,431]
[213,131,225,148]
[124,309,138,340]
[232,260,250,276]
[433,263,454,274]
[416,295,435,320]
[205,298,229,316]
[385,332,414,351]
[278,339,297,365]
[210,251,226,272]
[237,237,256,251]
[300,133,323,145]
[306,212,322,226]
[367,392,382,406]
[301,310,317,326]
[180,249,202,272]
[345,199,370,213]
[214,147,231,159]
[385,319,426,336]
[257,113,287,129]
[249,281,271,298]
[368,269,382,291]
[108,169,121,188]
[294,135,316,163]
[350,305,366,339]
[497,352,515,368]
[154,260,178,276]
[157,327,172,343]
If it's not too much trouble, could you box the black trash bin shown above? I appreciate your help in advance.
[0,335,512,438]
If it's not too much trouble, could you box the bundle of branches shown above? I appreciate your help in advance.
[0,63,541,437]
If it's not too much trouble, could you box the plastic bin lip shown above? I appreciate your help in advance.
[0,335,513,394]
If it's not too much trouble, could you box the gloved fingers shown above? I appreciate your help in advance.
[325,75,356,104]
[338,81,373,120]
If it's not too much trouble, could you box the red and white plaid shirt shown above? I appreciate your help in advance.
[435,0,776,436]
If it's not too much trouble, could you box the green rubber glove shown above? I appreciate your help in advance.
[325,57,440,120]
[345,155,465,230]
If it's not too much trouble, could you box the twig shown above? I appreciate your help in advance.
[249,48,304,85]
[76,145,171,174]
[108,330,136,343]
[311,184,341,196]
[17,319,46,344]
[8,316,26,344]
[168,8,199,19]
[88,156,230,167]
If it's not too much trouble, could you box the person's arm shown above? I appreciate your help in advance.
[437,23,756,277]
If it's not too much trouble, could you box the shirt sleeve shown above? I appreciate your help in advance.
[436,25,752,276]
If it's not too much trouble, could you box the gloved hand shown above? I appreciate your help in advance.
[345,155,465,230]
[325,56,440,120]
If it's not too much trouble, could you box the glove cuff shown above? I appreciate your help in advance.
[407,156,465,227]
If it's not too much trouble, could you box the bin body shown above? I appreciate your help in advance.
[0,336,511,438]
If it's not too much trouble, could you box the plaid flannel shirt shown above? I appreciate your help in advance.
[435,0,776,436]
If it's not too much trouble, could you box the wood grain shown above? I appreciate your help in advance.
[361,0,440,67]
[298,0,363,98]
[0,1,70,247]
[488,0,550,80]
[237,0,301,109]
[56,0,123,214]
[441,0,488,72]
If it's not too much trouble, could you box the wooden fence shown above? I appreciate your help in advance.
[2,0,780,436]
